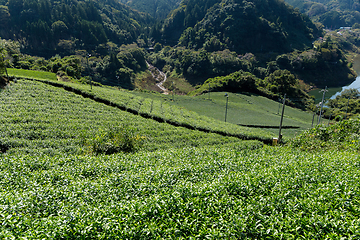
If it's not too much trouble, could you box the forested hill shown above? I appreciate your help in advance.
[285,0,360,29]
[118,0,182,19]
[0,0,154,57]
[161,0,221,42]
[162,0,321,54]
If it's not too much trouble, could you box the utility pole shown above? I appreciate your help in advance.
[87,53,92,89]
[311,111,316,128]
[277,98,281,115]
[318,86,327,125]
[278,93,286,142]
[224,93,229,122]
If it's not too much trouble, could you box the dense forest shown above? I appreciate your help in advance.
[285,0,360,28]
[118,0,181,19]
[0,0,153,56]
[162,0,320,54]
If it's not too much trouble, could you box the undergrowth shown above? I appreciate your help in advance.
[287,117,360,151]
[82,126,146,155]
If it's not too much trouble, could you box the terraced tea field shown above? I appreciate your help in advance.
[1,73,359,238]
[0,80,260,155]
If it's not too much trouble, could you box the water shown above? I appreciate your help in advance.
[309,56,360,102]
[329,76,360,99]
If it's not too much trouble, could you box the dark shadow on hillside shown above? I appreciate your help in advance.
[238,124,300,129]
[0,76,8,89]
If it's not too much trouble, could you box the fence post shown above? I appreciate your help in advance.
[224,93,228,122]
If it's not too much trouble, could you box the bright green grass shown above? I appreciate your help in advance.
[132,91,317,138]
[7,68,57,81]
[0,80,260,155]
[1,147,360,238]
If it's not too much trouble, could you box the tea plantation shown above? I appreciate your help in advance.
[1,78,360,238]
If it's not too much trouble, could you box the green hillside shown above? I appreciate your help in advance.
[0,70,360,239]
[118,0,182,19]
[0,79,264,155]
[7,68,318,140]
[1,77,360,238]
[0,0,153,56]
[285,0,360,28]
[132,90,316,138]
[2,0,360,237]
[162,0,320,53]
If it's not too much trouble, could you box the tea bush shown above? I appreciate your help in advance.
[1,147,360,238]
[0,79,259,155]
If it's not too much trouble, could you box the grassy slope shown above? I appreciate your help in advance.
[132,91,316,138]
[7,68,58,81]
[7,69,316,138]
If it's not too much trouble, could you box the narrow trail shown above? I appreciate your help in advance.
[146,61,169,94]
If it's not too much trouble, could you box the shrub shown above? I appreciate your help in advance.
[84,126,146,155]
[287,117,360,151]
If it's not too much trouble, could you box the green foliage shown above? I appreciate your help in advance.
[1,147,360,238]
[148,47,253,85]
[191,69,313,109]
[2,71,360,238]
[118,0,182,19]
[1,0,154,56]
[265,69,296,95]
[165,0,320,54]
[0,79,265,155]
[7,68,57,81]
[285,0,360,28]
[273,43,356,88]
[288,117,360,151]
[83,126,145,154]
[325,88,360,119]
[0,43,5,75]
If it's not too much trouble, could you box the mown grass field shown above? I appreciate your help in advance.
[132,91,316,138]
[1,71,360,238]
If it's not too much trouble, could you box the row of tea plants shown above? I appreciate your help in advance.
[1,147,360,238]
[0,79,261,155]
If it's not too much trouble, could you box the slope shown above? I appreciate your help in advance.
[285,0,360,28]
[0,0,153,57]
[162,0,320,54]
[0,79,263,155]
[118,0,182,19]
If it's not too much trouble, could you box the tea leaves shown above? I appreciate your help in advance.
[1,148,360,238]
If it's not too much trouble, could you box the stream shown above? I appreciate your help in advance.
[146,61,169,94]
